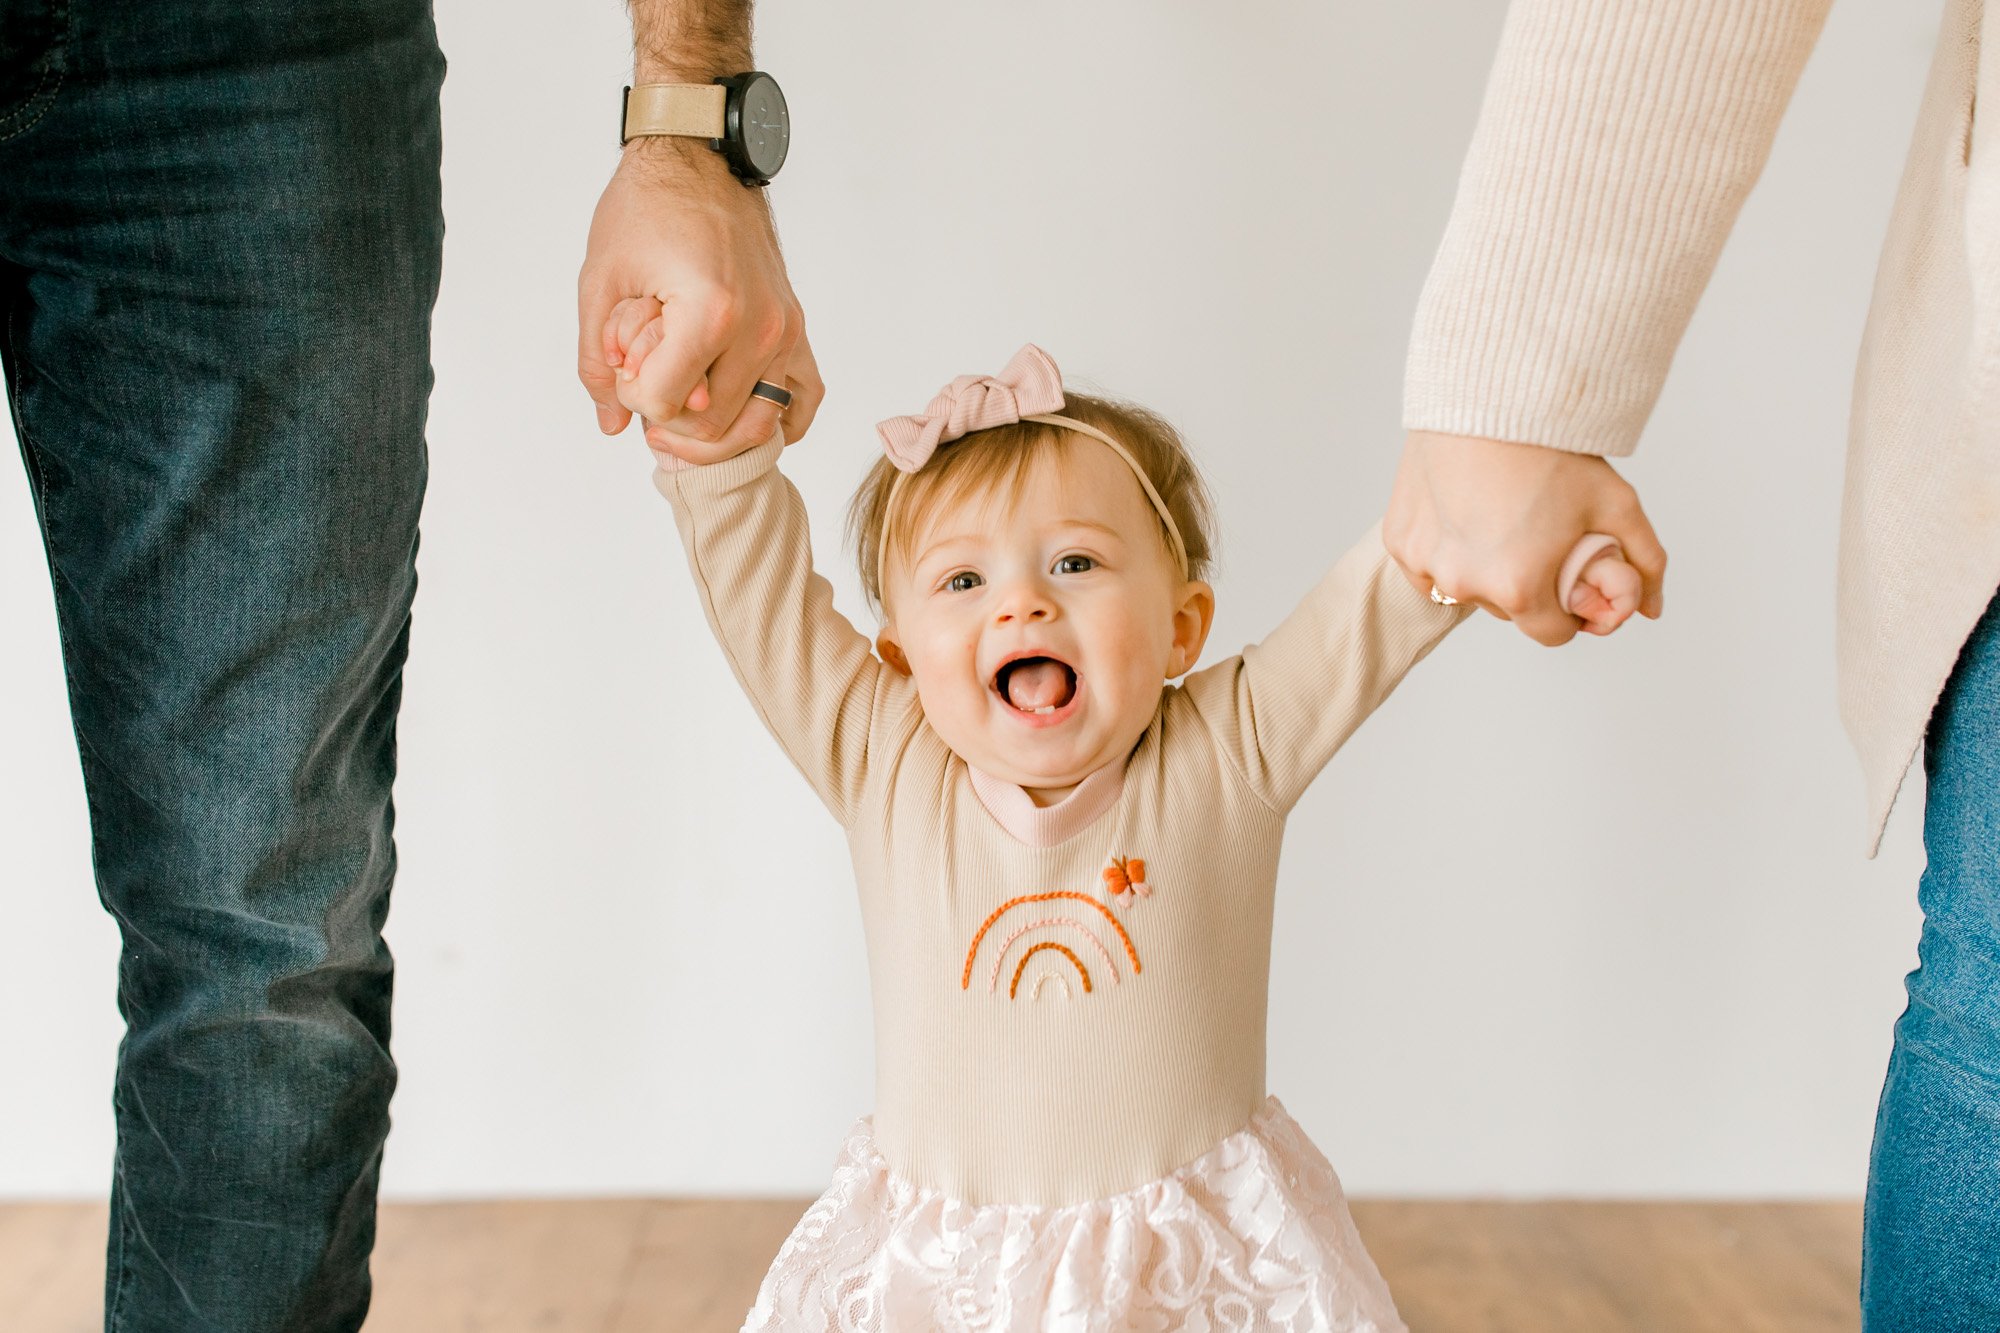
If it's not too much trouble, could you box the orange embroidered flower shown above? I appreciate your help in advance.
[1103,855,1151,906]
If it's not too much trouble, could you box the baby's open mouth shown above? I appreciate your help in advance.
[994,656,1078,715]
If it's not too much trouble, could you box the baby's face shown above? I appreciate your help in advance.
[878,442,1214,802]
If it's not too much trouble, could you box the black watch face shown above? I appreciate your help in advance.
[738,73,789,179]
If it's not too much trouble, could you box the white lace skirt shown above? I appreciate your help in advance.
[740,1096,1406,1333]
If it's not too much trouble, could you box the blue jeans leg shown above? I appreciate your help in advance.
[1862,587,2000,1330]
[0,2,444,1328]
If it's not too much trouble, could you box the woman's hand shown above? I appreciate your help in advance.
[1386,430,1667,644]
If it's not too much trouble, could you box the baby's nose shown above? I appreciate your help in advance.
[994,582,1055,623]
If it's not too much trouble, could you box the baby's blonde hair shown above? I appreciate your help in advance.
[847,391,1217,613]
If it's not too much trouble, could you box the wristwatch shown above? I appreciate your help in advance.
[621,72,789,187]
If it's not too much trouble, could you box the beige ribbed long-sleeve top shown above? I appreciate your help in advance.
[658,436,1465,1206]
[1407,0,2000,852]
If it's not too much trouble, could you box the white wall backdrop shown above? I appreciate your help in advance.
[0,0,1940,1199]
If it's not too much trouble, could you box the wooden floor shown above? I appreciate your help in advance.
[0,1199,1861,1331]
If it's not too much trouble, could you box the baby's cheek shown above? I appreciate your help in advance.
[1096,625,1172,727]
[910,660,992,750]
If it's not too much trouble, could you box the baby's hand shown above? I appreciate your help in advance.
[602,296,760,467]
[1556,533,1643,636]
[604,292,729,413]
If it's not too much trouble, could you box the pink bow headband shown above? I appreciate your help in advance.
[872,344,1192,595]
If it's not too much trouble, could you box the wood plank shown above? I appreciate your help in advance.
[1357,1199,1630,1331]
[0,1199,1863,1332]
[1351,1201,1861,1333]
[608,1199,806,1333]
[368,1199,650,1332]
[0,1203,104,1333]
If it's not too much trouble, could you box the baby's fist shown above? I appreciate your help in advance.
[601,295,749,468]
[1557,534,1643,636]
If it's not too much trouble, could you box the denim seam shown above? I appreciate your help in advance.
[0,0,72,145]
[3,269,137,1331]
[108,1123,135,1331]
[3,305,113,861]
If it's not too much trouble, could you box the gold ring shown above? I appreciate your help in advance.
[750,380,793,408]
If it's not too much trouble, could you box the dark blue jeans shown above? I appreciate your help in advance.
[1863,587,2000,1329]
[0,2,443,1328]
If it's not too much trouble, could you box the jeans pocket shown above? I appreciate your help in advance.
[0,0,67,142]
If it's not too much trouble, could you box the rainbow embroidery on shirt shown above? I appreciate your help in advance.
[960,890,1143,1001]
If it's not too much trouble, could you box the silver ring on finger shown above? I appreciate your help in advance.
[750,379,793,409]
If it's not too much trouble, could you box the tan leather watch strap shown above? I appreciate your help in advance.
[622,83,727,142]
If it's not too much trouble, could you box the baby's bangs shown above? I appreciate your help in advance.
[849,390,1215,613]
[882,422,1073,575]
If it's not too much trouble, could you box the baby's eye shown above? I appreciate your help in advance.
[1053,554,1096,575]
[942,571,984,593]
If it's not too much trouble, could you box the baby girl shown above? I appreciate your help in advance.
[616,327,1636,1330]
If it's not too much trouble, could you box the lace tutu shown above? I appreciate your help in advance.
[740,1096,1406,1333]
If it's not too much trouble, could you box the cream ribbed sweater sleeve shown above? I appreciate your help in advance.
[655,433,906,826]
[1405,0,1832,456]
[1181,527,1469,814]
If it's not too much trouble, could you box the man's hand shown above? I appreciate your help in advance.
[1385,430,1667,646]
[577,139,823,454]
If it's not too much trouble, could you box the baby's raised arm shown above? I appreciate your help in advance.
[1182,523,1637,811]
[656,436,900,825]
[614,303,901,825]
[1181,526,1470,814]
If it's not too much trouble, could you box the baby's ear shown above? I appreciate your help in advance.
[1167,580,1216,678]
[876,628,913,676]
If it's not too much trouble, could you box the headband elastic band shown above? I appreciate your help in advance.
[875,414,1192,605]
[872,345,1192,606]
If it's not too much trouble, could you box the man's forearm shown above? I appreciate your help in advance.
[585,0,819,452]
[624,0,758,179]
[630,0,753,82]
